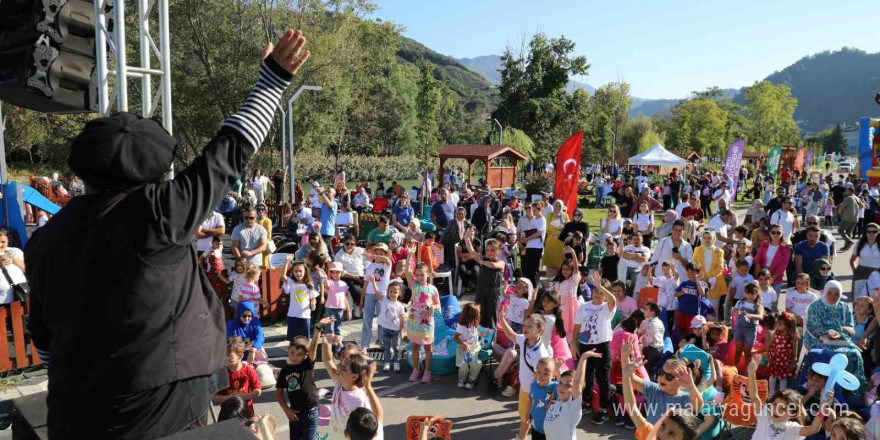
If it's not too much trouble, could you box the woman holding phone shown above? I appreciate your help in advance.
[0,229,25,305]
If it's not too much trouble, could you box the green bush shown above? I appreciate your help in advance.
[289,152,437,183]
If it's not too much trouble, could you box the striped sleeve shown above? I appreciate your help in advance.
[221,58,293,150]
[36,347,50,368]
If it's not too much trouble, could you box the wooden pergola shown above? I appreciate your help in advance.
[438,144,528,189]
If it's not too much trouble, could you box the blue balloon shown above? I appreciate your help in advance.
[811,353,860,401]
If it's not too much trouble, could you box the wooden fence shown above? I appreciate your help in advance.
[0,300,41,373]
[207,267,286,323]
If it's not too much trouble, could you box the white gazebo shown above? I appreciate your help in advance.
[628,143,687,174]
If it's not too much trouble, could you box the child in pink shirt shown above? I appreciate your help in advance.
[324,262,351,355]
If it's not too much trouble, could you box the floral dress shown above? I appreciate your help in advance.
[768,331,795,378]
[804,300,866,388]
[406,284,440,345]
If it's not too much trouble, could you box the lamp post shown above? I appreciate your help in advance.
[487,117,503,145]
[287,85,322,204]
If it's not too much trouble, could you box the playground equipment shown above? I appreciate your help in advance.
[0,182,62,249]
[859,117,880,184]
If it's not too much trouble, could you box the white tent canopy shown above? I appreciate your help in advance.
[628,143,687,167]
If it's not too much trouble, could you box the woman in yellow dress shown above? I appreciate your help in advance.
[543,200,570,278]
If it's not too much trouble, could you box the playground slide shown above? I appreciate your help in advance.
[21,184,61,215]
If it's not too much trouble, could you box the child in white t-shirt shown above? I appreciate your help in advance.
[498,313,551,440]
[756,269,778,312]
[377,281,406,373]
[281,258,318,341]
[725,259,754,324]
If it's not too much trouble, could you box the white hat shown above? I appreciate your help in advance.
[690,315,707,329]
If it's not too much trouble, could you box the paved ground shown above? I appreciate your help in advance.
[0,208,857,439]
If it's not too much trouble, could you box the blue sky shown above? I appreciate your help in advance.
[371,0,880,99]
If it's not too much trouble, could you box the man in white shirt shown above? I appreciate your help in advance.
[622,233,651,294]
[195,210,225,256]
[713,181,732,207]
[675,193,691,218]
[770,197,796,243]
[707,209,738,246]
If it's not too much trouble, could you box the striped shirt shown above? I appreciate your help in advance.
[221,59,292,150]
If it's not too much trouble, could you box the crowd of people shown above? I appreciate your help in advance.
[194,156,880,440]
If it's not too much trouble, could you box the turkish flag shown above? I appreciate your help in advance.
[553,132,584,218]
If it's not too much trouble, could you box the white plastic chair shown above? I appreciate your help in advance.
[431,242,453,294]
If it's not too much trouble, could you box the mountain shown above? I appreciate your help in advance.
[733,47,880,132]
[628,89,738,118]
[397,38,499,110]
[457,54,597,95]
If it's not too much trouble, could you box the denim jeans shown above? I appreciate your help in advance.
[288,406,318,440]
[361,294,378,348]
[378,326,400,362]
[325,308,344,354]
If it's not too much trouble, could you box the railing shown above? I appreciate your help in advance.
[0,300,41,373]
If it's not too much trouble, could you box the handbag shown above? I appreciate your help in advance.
[0,265,28,303]
[267,239,277,254]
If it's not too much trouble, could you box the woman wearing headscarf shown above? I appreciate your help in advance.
[226,302,266,364]
[543,200,570,278]
[804,280,866,388]
[655,210,679,240]
[693,229,727,321]
[809,258,835,291]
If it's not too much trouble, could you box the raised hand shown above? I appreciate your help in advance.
[747,354,760,375]
[263,29,311,75]
[582,349,602,359]
[673,364,695,388]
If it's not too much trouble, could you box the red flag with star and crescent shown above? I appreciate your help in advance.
[553,131,584,218]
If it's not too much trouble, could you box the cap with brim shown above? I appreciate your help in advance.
[68,112,177,191]
[372,243,390,254]
[690,315,707,328]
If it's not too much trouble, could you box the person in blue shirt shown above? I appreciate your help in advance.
[392,193,415,231]
[528,357,558,440]
[794,226,830,276]
[430,189,455,230]
[226,301,265,363]
[318,187,338,247]
[674,262,706,338]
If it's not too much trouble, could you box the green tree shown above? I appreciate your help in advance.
[416,62,444,158]
[667,99,728,159]
[589,82,632,163]
[823,124,848,154]
[490,127,536,160]
[493,33,589,162]
[742,80,800,149]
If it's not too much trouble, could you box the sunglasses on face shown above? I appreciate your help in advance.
[868,230,879,235]
[345,242,354,246]
[660,370,676,381]
[770,231,781,235]
[820,266,831,271]
[244,216,256,220]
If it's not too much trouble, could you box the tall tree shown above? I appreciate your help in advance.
[589,82,633,163]
[742,80,800,149]
[493,33,589,163]
[823,124,848,155]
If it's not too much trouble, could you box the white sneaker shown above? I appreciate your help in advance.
[457,380,466,388]
[383,363,391,372]
[501,385,517,397]
[393,362,401,372]
[465,382,475,389]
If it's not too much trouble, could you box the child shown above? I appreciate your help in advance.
[786,273,819,328]
[747,355,830,440]
[732,283,764,370]
[506,277,533,333]
[651,261,680,333]
[378,281,406,373]
[633,264,652,302]
[239,265,268,307]
[599,238,621,283]
[534,291,573,373]
[404,257,441,384]
[728,241,753,275]
[621,340,701,440]
[570,271,618,425]
[639,301,666,377]
[213,337,262,410]
[832,418,867,440]
[199,235,225,275]
[282,257,318,341]
[454,303,487,389]
[611,313,648,428]
[321,328,383,440]
[275,318,332,440]
[498,313,551,440]
[611,280,638,325]
[541,353,594,440]
[307,250,328,325]
[725,259,755,324]
[527,357,558,440]
[855,296,876,373]
[553,248,581,339]
[768,311,798,393]
[325,262,351,356]
[224,258,249,309]
[586,236,608,278]
[674,262,705,337]
[823,197,835,227]
[756,269,778,312]
[360,243,392,349]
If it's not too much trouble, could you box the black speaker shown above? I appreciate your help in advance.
[0,0,111,113]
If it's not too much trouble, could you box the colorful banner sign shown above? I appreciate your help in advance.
[794,147,806,172]
[767,145,782,176]
[723,140,746,200]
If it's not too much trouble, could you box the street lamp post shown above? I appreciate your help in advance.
[287,85,322,204]
[487,117,503,145]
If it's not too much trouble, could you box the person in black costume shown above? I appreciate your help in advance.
[24,30,311,439]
